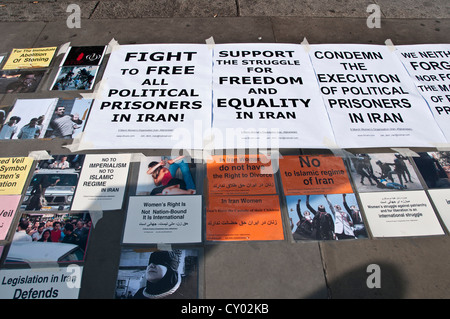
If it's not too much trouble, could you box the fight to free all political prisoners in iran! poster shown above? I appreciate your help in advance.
[79,44,213,150]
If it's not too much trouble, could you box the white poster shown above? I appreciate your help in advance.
[115,248,199,299]
[211,43,336,149]
[309,44,447,148]
[0,266,82,299]
[395,44,450,142]
[359,190,444,237]
[122,195,202,244]
[428,189,450,232]
[71,154,131,211]
[79,44,212,150]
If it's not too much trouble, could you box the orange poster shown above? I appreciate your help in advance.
[206,154,276,195]
[279,155,353,196]
[206,195,284,241]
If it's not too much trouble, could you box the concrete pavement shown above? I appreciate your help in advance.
[0,0,449,301]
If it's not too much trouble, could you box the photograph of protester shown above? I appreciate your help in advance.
[44,99,91,139]
[0,70,45,93]
[135,155,197,196]
[21,155,85,211]
[349,153,422,192]
[413,152,450,189]
[115,249,198,299]
[51,66,98,91]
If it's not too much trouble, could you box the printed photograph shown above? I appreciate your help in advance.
[44,98,92,139]
[413,152,450,189]
[348,153,422,192]
[0,98,57,140]
[286,193,367,241]
[0,69,45,93]
[21,154,85,211]
[0,104,12,128]
[135,156,197,196]
[6,212,91,264]
[115,249,198,299]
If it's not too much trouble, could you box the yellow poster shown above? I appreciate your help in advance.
[2,47,57,70]
[0,157,34,195]
[206,195,284,241]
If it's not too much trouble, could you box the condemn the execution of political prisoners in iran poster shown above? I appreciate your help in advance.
[309,44,447,148]
[211,43,336,149]
[79,44,212,150]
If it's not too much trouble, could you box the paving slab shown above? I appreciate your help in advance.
[171,0,237,18]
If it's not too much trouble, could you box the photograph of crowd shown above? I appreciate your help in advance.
[0,70,45,93]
